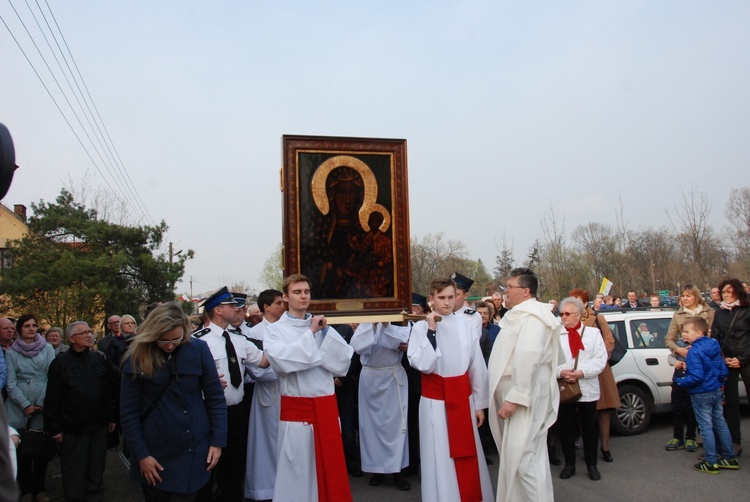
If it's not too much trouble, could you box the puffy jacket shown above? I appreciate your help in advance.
[712,305,750,367]
[44,347,117,434]
[675,336,728,394]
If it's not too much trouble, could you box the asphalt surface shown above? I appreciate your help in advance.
[44,411,750,501]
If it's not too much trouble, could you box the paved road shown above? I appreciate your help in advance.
[45,411,749,501]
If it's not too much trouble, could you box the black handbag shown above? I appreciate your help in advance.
[18,424,57,463]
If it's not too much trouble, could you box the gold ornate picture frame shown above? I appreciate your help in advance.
[282,135,411,316]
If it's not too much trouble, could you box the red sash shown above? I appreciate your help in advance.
[280,394,352,502]
[422,372,482,502]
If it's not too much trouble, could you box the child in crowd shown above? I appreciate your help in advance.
[675,317,739,474]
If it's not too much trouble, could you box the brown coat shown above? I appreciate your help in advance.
[665,305,715,354]
[583,307,620,410]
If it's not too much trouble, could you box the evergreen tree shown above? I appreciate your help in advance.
[0,189,192,327]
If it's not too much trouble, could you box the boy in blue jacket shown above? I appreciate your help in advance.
[675,317,739,474]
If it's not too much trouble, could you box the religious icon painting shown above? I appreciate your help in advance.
[282,135,411,316]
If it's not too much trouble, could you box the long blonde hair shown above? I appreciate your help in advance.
[124,302,191,377]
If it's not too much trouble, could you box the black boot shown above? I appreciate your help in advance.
[560,465,576,479]
[587,464,601,481]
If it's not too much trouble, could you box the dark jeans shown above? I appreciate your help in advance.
[143,485,198,502]
[559,400,598,467]
[671,384,697,441]
[59,425,108,501]
[692,389,735,465]
[724,366,750,444]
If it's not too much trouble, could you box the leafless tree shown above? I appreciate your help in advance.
[571,222,620,293]
[726,187,750,278]
[64,172,131,225]
[493,232,515,286]
[669,187,722,288]
[410,233,470,295]
[259,243,284,291]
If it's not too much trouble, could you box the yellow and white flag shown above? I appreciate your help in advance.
[599,277,613,295]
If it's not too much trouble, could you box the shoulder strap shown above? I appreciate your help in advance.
[574,325,584,370]
[728,309,740,334]
[140,358,176,422]
[593,313,601,331]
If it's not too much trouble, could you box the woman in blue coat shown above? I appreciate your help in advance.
[120,303,227,501]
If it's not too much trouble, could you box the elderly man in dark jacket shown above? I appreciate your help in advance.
[44,321,117,501]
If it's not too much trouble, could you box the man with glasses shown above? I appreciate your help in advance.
[488,268,563,502]
[97,315,121,355]
[44,321,117,502]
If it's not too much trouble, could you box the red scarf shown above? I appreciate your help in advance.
[566,322,585,358]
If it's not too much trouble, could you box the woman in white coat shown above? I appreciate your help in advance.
[556,297,607,481]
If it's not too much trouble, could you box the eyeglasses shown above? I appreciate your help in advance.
[560,312,580,317]
[504,284,527,291]
[156,336,184,346]
[73,330,94,336]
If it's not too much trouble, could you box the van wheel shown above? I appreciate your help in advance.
[612,385,653,436]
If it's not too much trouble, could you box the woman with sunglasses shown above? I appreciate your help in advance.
[120,303,227,501]
[556,297,608,481]
[569,288,620,463]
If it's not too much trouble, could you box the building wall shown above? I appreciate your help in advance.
[0,203,29,271]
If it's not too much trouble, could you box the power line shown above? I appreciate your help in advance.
[1,11,122,203]
[2,0,156,225]
[37,0,155,225]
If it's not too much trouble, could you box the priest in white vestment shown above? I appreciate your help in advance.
[488,268,563,502]
[263,275,354,502]
[408,277,494,502]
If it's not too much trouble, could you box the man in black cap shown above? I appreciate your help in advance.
[449,273,494,467]
[411,292,428,316]
[401,292,430,476]
[450,272,482,340]
[194,286,269,502]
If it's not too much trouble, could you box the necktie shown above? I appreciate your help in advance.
[222,330,242,388]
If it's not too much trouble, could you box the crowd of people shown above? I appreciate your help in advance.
[0,270,748,501]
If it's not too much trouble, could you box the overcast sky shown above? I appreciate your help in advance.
[2,1,748,297]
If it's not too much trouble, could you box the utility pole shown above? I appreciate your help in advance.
[168,242,182,293]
